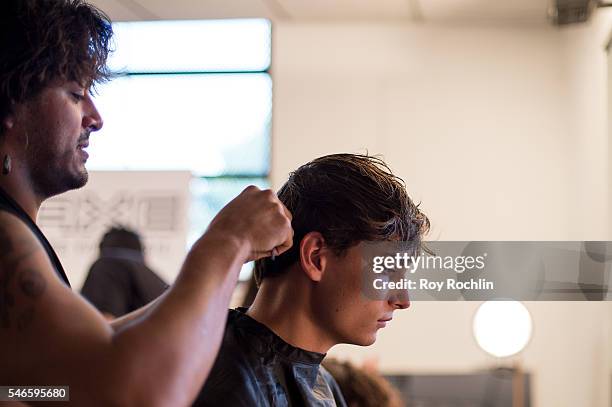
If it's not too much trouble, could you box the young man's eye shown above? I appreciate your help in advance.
[71,92,85,102]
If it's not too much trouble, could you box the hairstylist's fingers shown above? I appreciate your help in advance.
[281,202,293,222]
[274,227,294,256]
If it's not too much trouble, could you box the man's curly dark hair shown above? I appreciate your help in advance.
[0,0,113,134]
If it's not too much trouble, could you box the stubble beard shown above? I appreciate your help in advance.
[27,145,89,200]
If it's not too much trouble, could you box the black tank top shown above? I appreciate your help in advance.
[0,187,70,287]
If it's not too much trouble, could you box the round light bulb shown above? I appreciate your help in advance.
[473,301,532,358]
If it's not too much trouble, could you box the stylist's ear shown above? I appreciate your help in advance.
[3,100,18,132]
[299,232,327,282]
[2,114,15,132]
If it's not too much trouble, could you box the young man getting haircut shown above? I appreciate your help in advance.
[194,154,430,406]
[0,1,292,405]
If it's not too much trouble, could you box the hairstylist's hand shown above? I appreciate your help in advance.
[205,186,294,262]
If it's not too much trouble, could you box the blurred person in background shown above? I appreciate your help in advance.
[322,358,405,407]
[81,226,169,320]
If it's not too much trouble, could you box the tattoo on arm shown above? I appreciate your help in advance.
[19,269,47,299]
[0,226,46,330]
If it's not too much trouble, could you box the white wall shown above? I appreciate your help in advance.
[561,9,612,242]
[271,23,573,241]
[270,20,612,407]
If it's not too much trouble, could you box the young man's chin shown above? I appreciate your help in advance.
[346,332,378,347]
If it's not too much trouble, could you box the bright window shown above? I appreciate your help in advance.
[91,19,272,273]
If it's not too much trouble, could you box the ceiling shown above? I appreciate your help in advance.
[89,0,552,26]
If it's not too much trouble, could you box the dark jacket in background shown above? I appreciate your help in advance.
[81,248,168,317]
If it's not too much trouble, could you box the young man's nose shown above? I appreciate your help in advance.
[389,290,410,309]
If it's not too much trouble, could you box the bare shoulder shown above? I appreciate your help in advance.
[0,210,44,272]
[0,210,111,385]
[0,210,49,331]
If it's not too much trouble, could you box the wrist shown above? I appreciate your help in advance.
[196,230,251,264]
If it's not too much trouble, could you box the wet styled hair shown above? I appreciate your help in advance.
[254,153,430,284]
[0,0,113,134]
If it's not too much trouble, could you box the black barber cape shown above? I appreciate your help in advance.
[0,187,70,286]
[193,308,347,407]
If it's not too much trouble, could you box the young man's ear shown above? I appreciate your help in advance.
[299,231,327,282]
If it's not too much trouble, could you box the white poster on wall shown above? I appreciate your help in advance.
[38,171,191,290]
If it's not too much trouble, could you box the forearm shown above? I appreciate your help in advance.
[109,292,167,331]
[106,234,247,406]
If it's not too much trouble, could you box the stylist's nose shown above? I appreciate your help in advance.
[83,93,103,132]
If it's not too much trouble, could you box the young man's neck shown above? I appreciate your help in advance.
[246,271,336,354]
